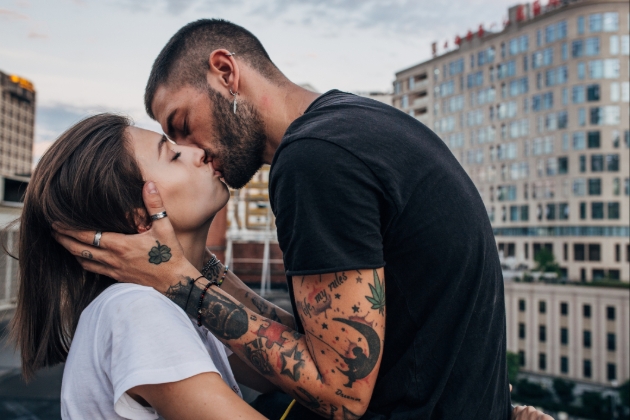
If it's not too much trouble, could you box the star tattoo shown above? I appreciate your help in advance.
[351,305,360,313]
[356,276,363,283]
[334,293,341,299]
[322,323,329,329]
[280,344,305,381]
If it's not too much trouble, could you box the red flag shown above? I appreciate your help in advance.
[533,0,541,16]
[478,24,484,37]
[466,30,473,41]
[455,35,461,46]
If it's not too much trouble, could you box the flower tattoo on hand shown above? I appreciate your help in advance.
[148,241,172,265]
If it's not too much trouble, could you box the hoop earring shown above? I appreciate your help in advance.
[229,88,238,114]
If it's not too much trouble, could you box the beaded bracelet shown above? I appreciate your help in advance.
[217,265,229,287]
[183,275,205,312]
[197,279,218,326]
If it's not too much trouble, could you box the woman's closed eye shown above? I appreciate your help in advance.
[171,151,181,161]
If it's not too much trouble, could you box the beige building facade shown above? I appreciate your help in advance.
[0,70,35,177]
[505,281,629,386]
[393,0,629,282]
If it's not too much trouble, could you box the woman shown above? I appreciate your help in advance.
[10,113,276,419]
[11,113,551,420]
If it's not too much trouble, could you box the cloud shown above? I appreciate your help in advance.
[28,31,48,39]
[0,8,29,20]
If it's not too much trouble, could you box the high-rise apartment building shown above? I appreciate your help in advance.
[0,70,35,176]
[393,0,629,282]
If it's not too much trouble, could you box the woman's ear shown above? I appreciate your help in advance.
[131,208,152,233]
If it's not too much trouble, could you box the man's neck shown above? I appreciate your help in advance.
[240,73,320,164]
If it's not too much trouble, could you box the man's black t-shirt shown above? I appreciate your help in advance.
[269,90,511,419]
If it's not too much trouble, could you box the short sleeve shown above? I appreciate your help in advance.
[270,139,385,275]
[97,287,220,410]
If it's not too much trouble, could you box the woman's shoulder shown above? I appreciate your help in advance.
[82,283,187,327]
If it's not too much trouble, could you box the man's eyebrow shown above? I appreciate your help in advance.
[158,134,167,157]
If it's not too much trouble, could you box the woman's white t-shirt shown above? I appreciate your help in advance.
[61,283,241,419]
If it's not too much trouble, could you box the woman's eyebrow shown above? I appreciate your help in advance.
[158,134,167,157]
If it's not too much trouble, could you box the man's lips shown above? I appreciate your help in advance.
[204,151,223,176]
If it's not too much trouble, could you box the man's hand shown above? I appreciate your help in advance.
[53,181,197,292]
[512,405,554,420]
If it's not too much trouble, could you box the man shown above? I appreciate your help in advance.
[56,19,512,419]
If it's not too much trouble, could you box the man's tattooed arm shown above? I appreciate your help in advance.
[165,268,386,419]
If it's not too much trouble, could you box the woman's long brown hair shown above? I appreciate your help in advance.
[10,114,147,380]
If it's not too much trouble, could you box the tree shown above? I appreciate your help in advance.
[533,248,560,275]
[553,378,575,406]
[506,352,520,385]
[581,391,606,419]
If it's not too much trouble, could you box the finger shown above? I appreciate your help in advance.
[52,224,97,246]
[510,384,513,392]
[143,181,176,235]
[75,256,116,279]
[55,232,110,262]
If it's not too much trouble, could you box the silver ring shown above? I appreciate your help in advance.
[93,231,102,248]
[150,211,168,221]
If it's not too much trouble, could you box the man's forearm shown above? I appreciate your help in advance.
[165,275,371,419]
[218,266,296,329]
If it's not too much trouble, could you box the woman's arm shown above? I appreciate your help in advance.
[128,372,267,420]
[229,354,278,394]
[209,251,295,329]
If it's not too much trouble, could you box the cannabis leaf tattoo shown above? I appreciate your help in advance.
[365,270,385,315]
[148,241,172,265]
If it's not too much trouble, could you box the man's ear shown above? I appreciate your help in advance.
[207,49,240,93]
[131,208,152,233]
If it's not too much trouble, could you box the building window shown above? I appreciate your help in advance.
[539,353,546,370]
[587,131,600,148]
[539,301,546,314]
[563,243,568,261]
[519,299,526,312]
[591,154,604,171]
[561,356,569,374]
[519,323,526,339]
[588,179,601,195]
[561,327,569,345]
[609,269,620,280]
[524,243,529,259]
[607,333,616,351]
[607,306,616,320]
[591,202,604,219]
[588,244,601,261]
[539,325,546,342]
[584,359,592,378]
[608,202,619,219]
[583,330,592,348]
[574,244,585,261]
[518,350,525,367]
[578,16,585,35]
[607,363,616,381]
[561,302,568,315]
[583,304,591,318]
[589,14,603,32]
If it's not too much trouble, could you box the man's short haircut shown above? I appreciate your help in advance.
[144,19,281,118]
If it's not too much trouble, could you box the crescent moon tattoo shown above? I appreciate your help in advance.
[332,317,381,388]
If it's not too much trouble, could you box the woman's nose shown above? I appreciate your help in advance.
[194,147,206,166]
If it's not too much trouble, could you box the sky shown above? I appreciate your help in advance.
[0,0,517,163]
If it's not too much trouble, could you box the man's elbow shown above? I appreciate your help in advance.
[330,393,370,418]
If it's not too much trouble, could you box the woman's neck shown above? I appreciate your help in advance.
[175,222,213,274]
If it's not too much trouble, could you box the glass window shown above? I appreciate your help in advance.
[584,359,592,378]
[578,16,585,35]
[561,43,568,60]
[586,84,600,101]
[539,301,546,314]
[610,35,620,54]
[561,356,569,373]
[587,131,600,148]
[539,325,546,342]
[585,37,600,56]
[589,60,603,78]
[519,299,526,311]
[559,203,569,220]
[608,363,616,381]
[519,350,525,366]
[572,40,584,57]
[537,29,542,46]
[519,323,526,339]
[561,327,569,345]
[579,202,586,219]
[588,178,601,195]
[577,62,585,79]
[603,59,620,78]
[622,35,630,55]
[607,333,616,351]
[583,330,592,347]
[545,25,555,43]
[572,86,585,103]
[603,12,619,32]
[589,244,601,261]
[608,202,620,219]
[607,306,615,320]
[591,154,604,172]
[539,353,546,370]
[589,14,603,32]
[607,154,619,171]
[561,302,568,315]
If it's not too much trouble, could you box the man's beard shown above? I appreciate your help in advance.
[207,86,267,189]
